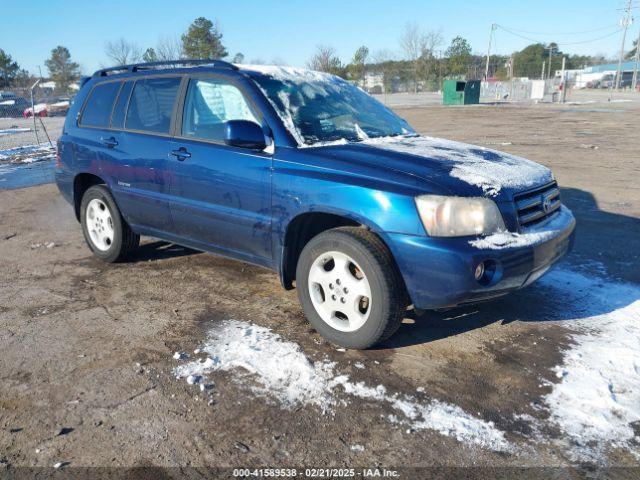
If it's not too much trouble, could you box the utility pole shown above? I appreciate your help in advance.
[547,46,553,79]
[614,0,633,93]
[484,23,496,80]
[560,56,567,103]
[632,28,640,90]
[508,56,514,100]
[541,61,546,80]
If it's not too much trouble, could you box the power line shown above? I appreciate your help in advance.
[496,24,623,47]
[554,29,624,46]
[496,24,620,36]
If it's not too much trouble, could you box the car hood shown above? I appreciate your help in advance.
[300,135,554,199]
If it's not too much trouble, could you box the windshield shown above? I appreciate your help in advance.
[248,67,415,146]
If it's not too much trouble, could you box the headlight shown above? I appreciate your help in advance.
[415,195,506,237]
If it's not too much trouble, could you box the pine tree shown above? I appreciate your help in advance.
[351,46,369,84]
[181,17,228,59]
[0,49,21,88]
[143,47,158,63]
[45,46,80,93]
[445,37,472,77]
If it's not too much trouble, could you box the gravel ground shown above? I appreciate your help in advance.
[1,99,639,477]
[0,117,64,150]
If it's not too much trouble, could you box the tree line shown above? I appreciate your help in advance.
[0,17,620,95]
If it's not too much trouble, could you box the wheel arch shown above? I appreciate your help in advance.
[73,172,107,221]
[278,209,403,293]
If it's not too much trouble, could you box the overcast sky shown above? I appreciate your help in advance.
[3,0,634,75]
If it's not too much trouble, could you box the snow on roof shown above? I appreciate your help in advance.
[239,65,336,83]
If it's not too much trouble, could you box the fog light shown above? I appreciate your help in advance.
[474,262,485,281]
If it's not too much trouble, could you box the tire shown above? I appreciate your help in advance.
[296,227,406,349]
[80,185,139,263]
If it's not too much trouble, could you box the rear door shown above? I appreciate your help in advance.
[72,80,123,192]
[167,74,273,264]
[101,76,182,234]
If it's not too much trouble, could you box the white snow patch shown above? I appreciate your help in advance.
[0,127,30,136]
[538,268,640,461]
[0,143,55,163]
[174,320,511,452]
[350,444,365,452]
[469,206,574,250]
[174,320,337,410]
[360,135,553,196]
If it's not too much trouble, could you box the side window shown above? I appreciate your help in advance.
[80,81,121,128]
[182,78,258,142]
[125,77,181,134]
[110,81,134,129]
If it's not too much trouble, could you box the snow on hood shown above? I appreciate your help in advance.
[243,65,551,196]
[359,135,553,196]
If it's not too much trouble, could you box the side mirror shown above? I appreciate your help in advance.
[224,120,267,150]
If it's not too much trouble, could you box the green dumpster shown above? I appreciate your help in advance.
[442,80,480,105]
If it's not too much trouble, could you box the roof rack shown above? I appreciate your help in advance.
[92,59,238,77]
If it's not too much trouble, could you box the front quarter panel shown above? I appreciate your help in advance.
[272,147,437,251]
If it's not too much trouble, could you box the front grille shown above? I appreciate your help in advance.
[514,181,561,229]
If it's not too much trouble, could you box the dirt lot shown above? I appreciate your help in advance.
[1,100,639,477]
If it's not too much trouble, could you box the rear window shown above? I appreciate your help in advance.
[80,81,121,128]
[110,81,134,129]
[125,77,181,134]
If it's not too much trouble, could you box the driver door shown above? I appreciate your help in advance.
[167,75,273,265]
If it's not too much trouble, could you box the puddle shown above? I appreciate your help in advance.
[0,159,56,190]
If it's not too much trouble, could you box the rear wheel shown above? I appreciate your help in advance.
[80,185,139,262]
[296,227,406,349]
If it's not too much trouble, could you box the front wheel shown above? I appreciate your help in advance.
[80,185,139,262]
[296,227,406,349]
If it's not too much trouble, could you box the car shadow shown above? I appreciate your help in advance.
[377,186,640,349]
[129,240,199,262]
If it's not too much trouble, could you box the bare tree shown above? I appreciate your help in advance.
[307,45,343,75]
[417,30,443,90]
[399,23,442,92]
[156,35,183,61]
[373,49,397,94]
[400,23,422,64]
[270,56,288,66]
[105,38,142,66]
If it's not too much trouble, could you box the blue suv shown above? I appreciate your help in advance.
[56,60,575,349]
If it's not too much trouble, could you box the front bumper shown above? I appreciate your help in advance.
[386,207,576,310]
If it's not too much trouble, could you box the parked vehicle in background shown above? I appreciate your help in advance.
[23,96,72,118]
[47,97,72,116]
[599,74,614,89]
[0,97,30,118]
[0,91,17,100]
[55,60,576,349]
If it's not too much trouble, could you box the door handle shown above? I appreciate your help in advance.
[101,136,118,148]
[170,147,191,161]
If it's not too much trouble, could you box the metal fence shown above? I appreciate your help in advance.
[0,81,64,187]
[480,78,562,103]
[0,81,66,152]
